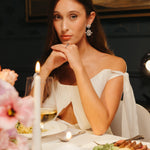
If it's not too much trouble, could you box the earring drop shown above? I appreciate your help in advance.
[86,24,92,37]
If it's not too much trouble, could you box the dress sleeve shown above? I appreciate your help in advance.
[110,71,139,138]
[108,70,125,80]
[121,73,139,137]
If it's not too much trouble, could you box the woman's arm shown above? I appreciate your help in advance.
[40,50,67,102]
[74,59,126,135]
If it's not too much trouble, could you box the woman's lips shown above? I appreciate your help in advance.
[61,35,72,40]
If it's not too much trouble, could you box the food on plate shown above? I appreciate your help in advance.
[93,140,150,150]
[93,143,120,150]
[114,140,149,150]
[16,122,47,134]
[16,122,32,134]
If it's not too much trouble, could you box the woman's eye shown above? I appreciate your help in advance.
[53,14,61,20]
[70,14,77,20]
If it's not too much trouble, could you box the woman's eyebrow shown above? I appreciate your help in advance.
[53,11,60,14]
[68,10,80,14]
[53,10,80,14]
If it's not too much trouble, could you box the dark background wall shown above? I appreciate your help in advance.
[0,1,47,96]
[103,18,150,109]
[0,1,150,110]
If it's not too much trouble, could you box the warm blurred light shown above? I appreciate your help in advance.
[141,52,150,77]
[145,60,150,72]
[66,131,72,140]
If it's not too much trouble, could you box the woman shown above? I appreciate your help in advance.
[39,0,135,136]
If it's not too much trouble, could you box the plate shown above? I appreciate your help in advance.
[20,121,67,138]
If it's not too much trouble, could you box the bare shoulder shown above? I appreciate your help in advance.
[87,49,127,74]
[106,54,127,72]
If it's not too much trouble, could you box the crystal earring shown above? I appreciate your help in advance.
[86,24,92,36]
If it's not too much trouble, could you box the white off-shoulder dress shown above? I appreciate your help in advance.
[43,69,140,137]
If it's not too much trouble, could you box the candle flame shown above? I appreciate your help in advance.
[35,61,40,73]
[66,131,72,140]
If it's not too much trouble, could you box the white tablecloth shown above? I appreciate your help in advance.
[28,122,150,150]
[39,129,150,150]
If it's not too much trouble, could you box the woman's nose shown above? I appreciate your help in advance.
[61,20,68,32]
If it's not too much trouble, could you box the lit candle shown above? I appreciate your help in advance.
[32,61,41,150]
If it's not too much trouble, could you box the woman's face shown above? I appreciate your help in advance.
[53,0,88,45]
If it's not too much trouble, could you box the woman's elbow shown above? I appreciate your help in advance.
[92,124,109,135]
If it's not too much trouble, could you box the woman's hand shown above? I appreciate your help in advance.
[51,44,83,72]
[41,49,67,80]
[50,50,68,69]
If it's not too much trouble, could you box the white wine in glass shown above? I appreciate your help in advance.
[41,108,57,123]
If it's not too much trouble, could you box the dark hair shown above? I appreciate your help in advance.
[41,0,113,65]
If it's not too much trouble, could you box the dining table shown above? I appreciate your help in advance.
[26,120,150,150]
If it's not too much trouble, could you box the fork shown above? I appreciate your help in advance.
[124,135,144,142]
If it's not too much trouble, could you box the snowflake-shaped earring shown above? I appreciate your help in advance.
[86,24,92,37]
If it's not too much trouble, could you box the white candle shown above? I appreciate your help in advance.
[32,61,41,150]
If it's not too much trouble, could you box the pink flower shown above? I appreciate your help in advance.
[0,78,18,105]
[0,79,34,130]
[8,133,29,150]
[14,135,29,150]
[0,69,18,86]
[0,128,29,150]
[0,129,29,150]
[0,67,33,150]
[15,96,34,127]
[0,130,9,150]
[0,79,19,129]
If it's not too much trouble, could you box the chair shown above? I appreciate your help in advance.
[111,102,150,140]
[136,104,150,141]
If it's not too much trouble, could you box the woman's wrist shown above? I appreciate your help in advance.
[40,63,53,80]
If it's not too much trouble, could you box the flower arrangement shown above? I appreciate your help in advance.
[0,67,18,86]
[0,67,34,150]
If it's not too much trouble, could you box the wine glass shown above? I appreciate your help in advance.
[40,107,57,131]
[24,76,57,125]
[24,76,52,100]
[24,76,34,96]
